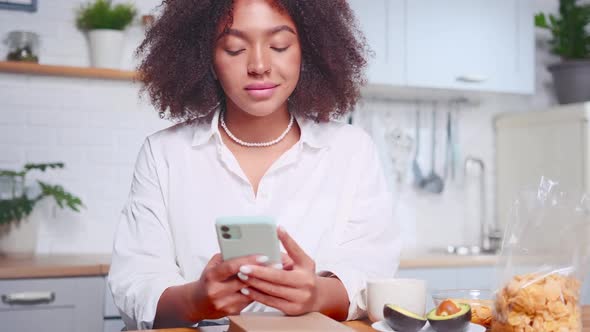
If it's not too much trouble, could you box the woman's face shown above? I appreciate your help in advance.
[213,0,302,117]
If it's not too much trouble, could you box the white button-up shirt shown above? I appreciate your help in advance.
[108,110,401,330]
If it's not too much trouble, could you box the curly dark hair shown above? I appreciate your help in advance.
[137,0,369,122]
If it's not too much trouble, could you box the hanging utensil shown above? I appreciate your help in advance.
[412,103,424,187]
[451,100,463,184]
[421,103,445,194]
[443,107,453,181]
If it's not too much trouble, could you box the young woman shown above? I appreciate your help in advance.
[108,0,401,329]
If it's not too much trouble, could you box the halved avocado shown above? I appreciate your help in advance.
[383,304,427,332]
[427,303,472,332]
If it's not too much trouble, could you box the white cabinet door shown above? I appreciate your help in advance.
[405,0,533,94]
[0,277,105,332]
[348,0,405,86]
[0,307,76,332]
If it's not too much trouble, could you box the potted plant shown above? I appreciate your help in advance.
[75,0,137,69]
[535,0,590,104]
[0,163,83,255]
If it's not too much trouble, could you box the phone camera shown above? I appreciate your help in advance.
[222,233,231,239]
[221,225,230,232]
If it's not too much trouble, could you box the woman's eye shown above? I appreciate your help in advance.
[271,46,290,52]
[225,49,245,56]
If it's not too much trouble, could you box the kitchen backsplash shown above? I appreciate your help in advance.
[0,0,558,254]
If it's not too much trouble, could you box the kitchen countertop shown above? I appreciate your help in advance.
[0,252,498,279]
[0,254,111,279]
[399,251,499,269]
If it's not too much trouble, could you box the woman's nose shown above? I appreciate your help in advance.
[247,47,271,75]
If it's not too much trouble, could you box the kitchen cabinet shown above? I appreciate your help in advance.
[347,0,405,86]
[0,277,105,332]
[348,0,534,94]
[406,0,533,94]
[0,273,123,332]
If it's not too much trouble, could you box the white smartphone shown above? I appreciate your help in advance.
[215,216,281,265]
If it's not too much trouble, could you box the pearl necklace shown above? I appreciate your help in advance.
[220,112,295,148]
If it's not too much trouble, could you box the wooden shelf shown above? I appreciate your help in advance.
[0,61,138,81]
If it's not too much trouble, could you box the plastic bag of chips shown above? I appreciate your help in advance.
[492,177,590,332]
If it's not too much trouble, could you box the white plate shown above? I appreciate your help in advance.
[371,320,485,332]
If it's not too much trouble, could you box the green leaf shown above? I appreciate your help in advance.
[536,0,590,59]
[24,163,65,172]
[0,196,35,225]
[548,14,560,28]
[0,170,25,177]
[0,162,83,226]
[37,181,84,213]
[535,13,550,29]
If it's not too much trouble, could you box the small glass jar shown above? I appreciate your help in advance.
[4,31,40,63]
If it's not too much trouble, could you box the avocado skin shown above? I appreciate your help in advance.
[426,304,472,332]
[383,305,427,332]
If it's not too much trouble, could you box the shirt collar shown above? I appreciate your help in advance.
[191,109,329,149]
[191,109,221,147]
[295,114,329,150]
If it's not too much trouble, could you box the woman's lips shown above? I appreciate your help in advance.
[245,84,279,100]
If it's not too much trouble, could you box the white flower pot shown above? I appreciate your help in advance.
[87,29,125,69]
[0,217,40,256]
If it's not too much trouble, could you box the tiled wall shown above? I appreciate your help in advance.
[0,0,558,254]
[0,0,170,253]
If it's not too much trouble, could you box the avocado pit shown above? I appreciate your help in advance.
[427,299,472,332]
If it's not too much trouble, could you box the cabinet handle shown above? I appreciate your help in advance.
[1,291,55,305]
[456,75,488,83]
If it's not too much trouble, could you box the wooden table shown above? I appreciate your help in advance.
[133,305,590,331]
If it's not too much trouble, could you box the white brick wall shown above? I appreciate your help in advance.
[0,0,558,254]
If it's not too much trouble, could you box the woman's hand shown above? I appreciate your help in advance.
[155,253,263,327]
[191,252,296,319]
[155,251,298,328]
[240,230,348,318]
[190,254,264,320]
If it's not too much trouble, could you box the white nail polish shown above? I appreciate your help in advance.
[237,272,249,281]
[241,288,250,296]
[240,265,252,274]
[272,263,283,270]
[256,255,269,264]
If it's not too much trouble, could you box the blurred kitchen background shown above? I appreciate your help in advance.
[1,1,590,331]
[0,0,566,253]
